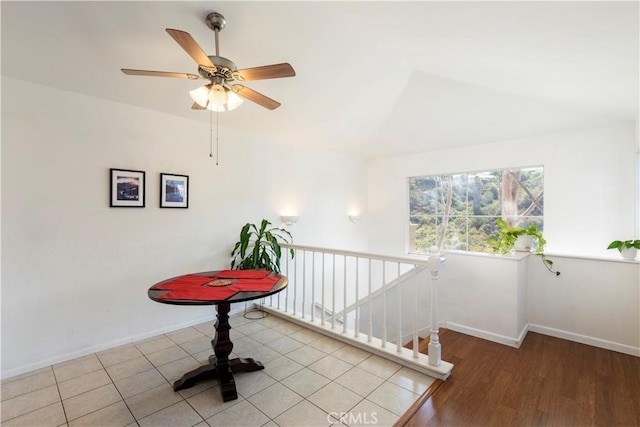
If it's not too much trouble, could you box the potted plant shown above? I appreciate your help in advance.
[230,219,294,273]
[606,240,640,261]
[487,218,560,276]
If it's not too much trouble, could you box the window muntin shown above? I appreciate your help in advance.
[409,167,544,254]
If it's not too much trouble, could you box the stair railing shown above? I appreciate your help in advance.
[261,244,453,380]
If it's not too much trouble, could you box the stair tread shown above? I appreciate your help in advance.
[403,329,448,353]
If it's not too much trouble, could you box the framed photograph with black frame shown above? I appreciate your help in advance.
[110,168,145,207]
[160,173,189,208]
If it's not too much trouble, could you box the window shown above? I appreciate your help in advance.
[408,167,544,254]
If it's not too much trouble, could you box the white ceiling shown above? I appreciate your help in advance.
[2,1,638,159]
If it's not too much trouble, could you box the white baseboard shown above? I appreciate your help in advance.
[515,323,529,347]
[0,311,226,380]
[445,322,528,348]
[444,322,639,357]
[528,324,640,357]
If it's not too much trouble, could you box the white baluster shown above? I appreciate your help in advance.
[354,257,359,338]
[321,253,326,326]
[381,261,387,347]
[428,247,443,367]
[279,253,290,311]
[311,251,315,323]
[302,250,306,319]
[368,258,372,343]
[278,251,296,313]
[292,251,298,316]
[343,255,347,334]
[397,262,402,353]
[332,254,336,330]
[413,262,419,359]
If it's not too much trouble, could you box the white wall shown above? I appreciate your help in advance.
[0,77,368,377]
[367,123,640,355]
[435,252,639,354]
[439,253,529,347]
[528,255,639,354]
[367,123,637,257]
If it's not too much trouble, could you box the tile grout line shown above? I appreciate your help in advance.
[247,319,408,423]
[159,331,212,427]
[133,327,230,425]
[96,347,147,426]
[208,318,386,424]
[135,330,241,426]
[224,319,346,424]
[238,396,279,425]
[50,364,70,426]
[129,334,197,424]
[260,351,368,425]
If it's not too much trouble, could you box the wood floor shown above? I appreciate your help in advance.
[397,330,640,427]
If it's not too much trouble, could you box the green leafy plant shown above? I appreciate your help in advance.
[487,218,560,276]
[487,218,546,254]
[230,219,294,273]
[606,240,640,253]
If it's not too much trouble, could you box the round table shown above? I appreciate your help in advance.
[148,270,288,402]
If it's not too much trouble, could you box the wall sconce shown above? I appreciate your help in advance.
[281,215,299,225]
[348,215,361,223]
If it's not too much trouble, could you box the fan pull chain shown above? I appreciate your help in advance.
[209,108,213,158]
[208,108,220,166]
[216,109,220,166]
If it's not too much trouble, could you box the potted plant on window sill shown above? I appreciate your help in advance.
[487,218,560,276]
[606,240,640,261]
[230,219,294,273]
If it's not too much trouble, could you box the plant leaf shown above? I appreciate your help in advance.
[229,218,294,271]
[259,219,269,235]
[607,240,622,250]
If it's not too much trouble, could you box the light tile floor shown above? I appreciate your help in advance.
[1,313,434,427]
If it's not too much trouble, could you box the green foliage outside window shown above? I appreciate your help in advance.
[409,167,544,254]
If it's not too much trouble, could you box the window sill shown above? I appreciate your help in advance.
[409,249,639,264]
[442,250,531,261]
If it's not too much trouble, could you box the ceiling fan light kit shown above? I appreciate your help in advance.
[121,11,295,112]
[189,83,245,112]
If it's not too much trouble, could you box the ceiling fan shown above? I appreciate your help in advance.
[121,12,295,111]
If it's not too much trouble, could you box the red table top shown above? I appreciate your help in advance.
[148,270,288,305]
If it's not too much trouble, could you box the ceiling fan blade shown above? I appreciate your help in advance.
[232,85,281,110]
[166,28,215,68]
[191,102,206,110]
[121,69,202,80]
[237,63,296,81]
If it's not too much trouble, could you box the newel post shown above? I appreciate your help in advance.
[427,246,444,367]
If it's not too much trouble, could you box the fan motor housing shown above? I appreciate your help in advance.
[199,56,239,81]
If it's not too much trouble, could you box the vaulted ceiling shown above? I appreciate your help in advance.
[2,1,638,159]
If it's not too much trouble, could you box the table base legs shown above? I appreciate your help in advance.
[171,302,264,402]
[172,356,264,401]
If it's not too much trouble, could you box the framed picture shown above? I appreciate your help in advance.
[160,173,189,208]
[110,168,145,207]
